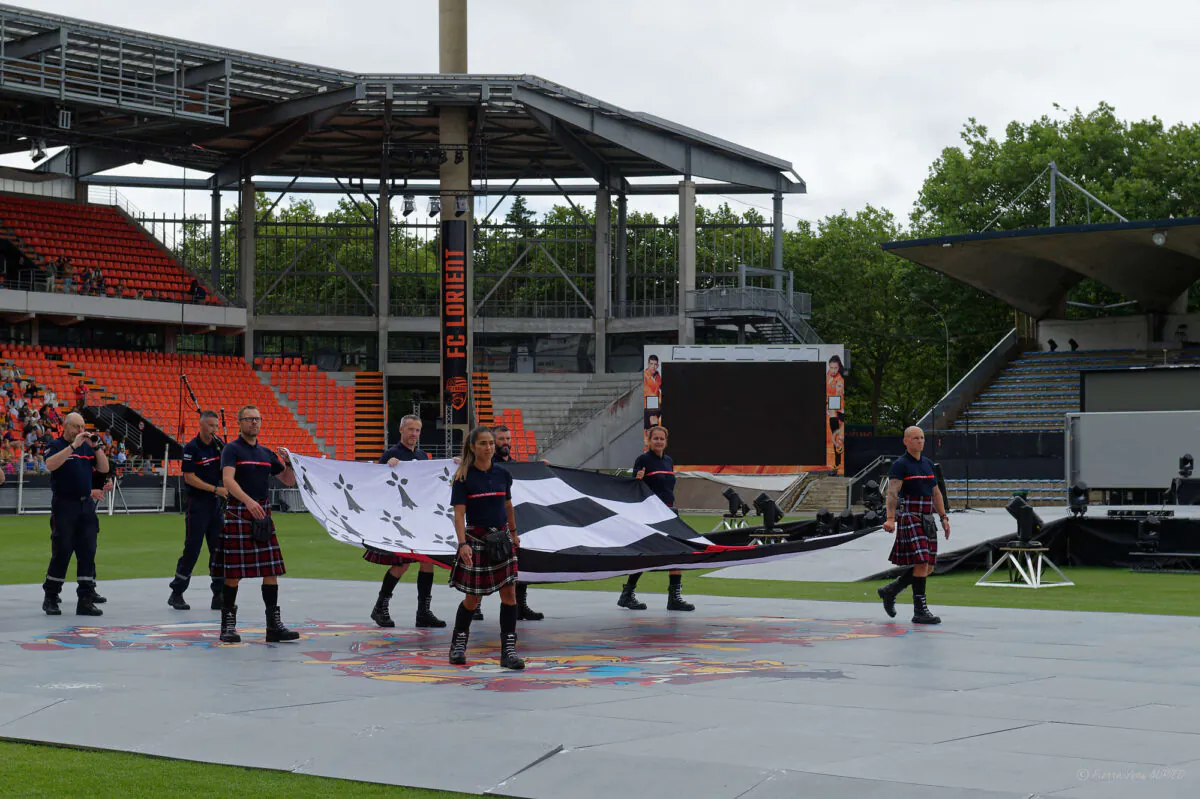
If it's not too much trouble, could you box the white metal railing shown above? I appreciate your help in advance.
[687,287,822,344]
[88,186,144,220]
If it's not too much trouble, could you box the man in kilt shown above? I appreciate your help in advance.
[168,410,226,611]
[878,426,950,624]
[447,426,524,670]
[218,405,299,644]
[365,413,446,629]
[493,424,544,622]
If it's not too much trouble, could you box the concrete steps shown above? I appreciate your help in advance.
[489,372,641,453]
[255,372,332,457]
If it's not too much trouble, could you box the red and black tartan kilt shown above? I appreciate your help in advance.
[448,526,518,596]
[889,495,938,566]
[362,547,419,567]
[222,501,286,579]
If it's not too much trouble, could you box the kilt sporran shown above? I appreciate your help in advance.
[222,501,286,579]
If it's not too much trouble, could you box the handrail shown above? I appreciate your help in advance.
[916,328,1020,429]
[686,287,822,344]
[539,377,641,454]
[846,455,896,508]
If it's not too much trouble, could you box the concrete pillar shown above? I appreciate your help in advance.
[772,191,784,291]
[440,0,472,429]
[30,317,39,346]
[594,187,611,373]
[73,180,88,204]
[377,140,391,374]
[239,180,256,364]
[678,180,696,344]
[164,327,177,354]
[210,187,221,289]
[615,193,627,318]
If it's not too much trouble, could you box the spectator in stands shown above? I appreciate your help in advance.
[44,259,56,292]
[188,278,208,304]
[91,267,105,296]
[61,258,74,293]
[35,453,48,474]
[3,423,21,458]
[0,364,13,382]
[74,380,88,410]
[115,445,127,467]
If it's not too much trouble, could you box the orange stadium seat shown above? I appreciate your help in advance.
[0,194,222,305]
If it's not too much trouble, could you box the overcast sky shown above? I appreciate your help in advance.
[4,0,1198,227]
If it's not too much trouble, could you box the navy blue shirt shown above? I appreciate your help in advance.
[450,463,513,529]
[46,437,100,499]
[888,452,938,498]
[379,442,429,464]
[220,436,284,503]
[182,435,223,496]
[635,451,675,507]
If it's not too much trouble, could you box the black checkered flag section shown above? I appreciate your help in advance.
[288,454,871,582]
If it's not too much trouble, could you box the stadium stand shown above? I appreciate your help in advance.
[2,345,324,458]
[257,358,356,460]
[0,194,220,304]
[494,407,537,460]
[948,349,1152,433]
[488,373,640,457]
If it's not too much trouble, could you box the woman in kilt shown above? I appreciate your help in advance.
[218,405,300,644]
[616,425,693,612]
[878,426,950,624]
[447,426,524,670]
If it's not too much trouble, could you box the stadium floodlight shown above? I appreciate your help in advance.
[29,139,46,163]
[402,194,416,217]
[722,487,750,518]
[1005,495,1044,547]
[1068,481,1088,517]
[428,197,442,218]
[1152,230,1168,247]
[1047,338,1058,352]
[1180,454,1194,479]
[753,492,783,533]
[454,194,468,217]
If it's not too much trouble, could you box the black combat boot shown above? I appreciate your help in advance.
[516,583,544,621]
[371,593,395,628]
[265,606,300,642]
[75,597,103,617]
[42,594,61,616]
[500,632,525,670]
[617,581,647,610]
[168,591,190,610]
[219,606,241,643]
[912,594,942,625]
[666,582,694,612]
[448,628,470,665]
[415,594,446,628]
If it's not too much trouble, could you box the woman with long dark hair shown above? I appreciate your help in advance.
[617,425,694,612]
[446,426,524,669]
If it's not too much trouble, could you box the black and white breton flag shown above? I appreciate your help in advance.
[288,454,869,582]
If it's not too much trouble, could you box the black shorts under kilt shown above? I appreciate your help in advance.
[448,526,518,596]
[889,495,938,566]
[362,547,419,567]
[222,501,286,579]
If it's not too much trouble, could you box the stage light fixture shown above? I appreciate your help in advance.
[402,194,416,217]
[29,139,46,163]
[438,149,448,165]
[1137,516,1161,552]
[428,197,442,218]
[814,508,834,536]
[1152,230,1168,247]
[861,509,881,527]
[454,194,468,217]
[454,147,464,164]
[722,487,750,518]
[1005,495,1045,547]
[1180,454,1194,479]
[835,508,856,534]
[1068,481,1088,517]
[1068,338,1079,352]
[1047,339,1058,352]
[862,479,884,512]
[753,492,783,533]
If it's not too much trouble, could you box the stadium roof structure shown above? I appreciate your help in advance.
[883,218,1200,318]
[0,4,804,195]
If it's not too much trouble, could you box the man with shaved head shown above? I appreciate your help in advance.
[877,426,949,624]
[41,411,109,616]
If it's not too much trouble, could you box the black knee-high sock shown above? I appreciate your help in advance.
[455,602,475,632]
[624,572,642,589]
[222,584,238,609]
[912,576,927,597]
[415,569,433,599]
[380,570,401,597]
[262,583,278,608]
[500,602,517,636]
[669,573,682,589]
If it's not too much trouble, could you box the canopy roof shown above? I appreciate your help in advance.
[0,4,803,193]
[883,218,1200,317]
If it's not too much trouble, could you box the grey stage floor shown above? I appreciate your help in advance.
[2,579,1199,798]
